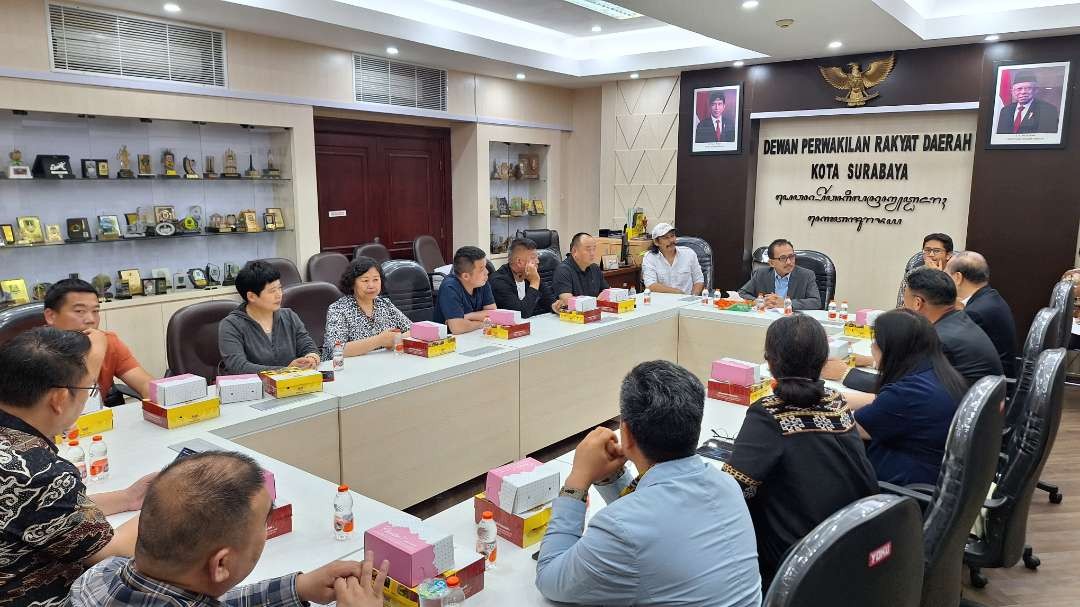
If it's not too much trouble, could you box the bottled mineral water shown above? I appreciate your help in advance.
[333,485,354,541]
[755,293,765,312]
[642,289,652,305]
[476,511,498,570]
[88,435,109,482]
[65,440,86,480]
[332,341,345,371]
[442,576,466,606]
[840,300,850,322]
[784,298,793,316]
[827,299,838,320]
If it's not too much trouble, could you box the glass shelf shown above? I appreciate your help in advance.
[0,228,292,251]
[0,177,291,183]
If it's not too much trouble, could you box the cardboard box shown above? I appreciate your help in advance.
[381,548,486,607]
[474,493,552,548]
[365,521,455,587]
[559,309,602,324]
[266,502,292,539]
[148,374,207,407]
[595,237,652,267]
[711,358,760,386]
[844,324,875,340]
[483,322,531,339]
[567,296,597,312]
[485,457,560,515]
[411,321,448,342]
[259,368,323,398]
[828,339,853,360]
[216,374,264,404]
[597,298,636,314]
[598,288,630,302]
[487,309,522,325]
[55,407,114,443]
[142,395,221,429]
[403,336,457,358]
[707,379,772,406]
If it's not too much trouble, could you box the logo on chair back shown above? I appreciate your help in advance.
[868,541,892,568]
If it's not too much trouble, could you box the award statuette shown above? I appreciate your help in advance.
[66,218,91,242]
[188,268,209,289]
[97,215,122,241]
[16,216,44,244]
[44,224,64,245]
[182,156,200,179]
[206,263,223,287]
[262,150,281,179]
[81,159,98,179]
[5,149,32,179]
[117,146,135,178]
[118,269,143,296]
[174,273,190,290]
[222,149,241,179]
[0,279,30,305]
[245,154,260,179]
[203,155,218,179]
[91,274,113,302]
[0,224,15,245]
[32,155,75,179]
[137,154,155,178]
[162,150,179,178]
[223,262,240,286]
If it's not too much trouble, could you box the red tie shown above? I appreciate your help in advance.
[715,119,722,140]
[1013,105,1025,133]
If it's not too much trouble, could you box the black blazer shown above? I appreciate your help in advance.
[964,285,1017,378]
[488,263,554,319]
[995,98,1059,134]
[695,116,735,143]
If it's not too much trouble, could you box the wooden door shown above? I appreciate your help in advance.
[315,119,451,260]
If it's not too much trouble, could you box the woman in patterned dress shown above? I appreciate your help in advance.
[323,256,412,358]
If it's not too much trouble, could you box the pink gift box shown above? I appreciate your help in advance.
[262,469,277,502]
[856,308,873,326]
[485,457,560,515]
[148,374,207,407]
[364,521,454,587]
[411,321,448,342]
[710,358,759,386]
[488,309,522,325]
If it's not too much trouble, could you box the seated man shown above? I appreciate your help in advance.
[551,232,607,311]
[738,239,821,310]
[947,251,1017,378]
[434,245,497,334]
[489,237,555,318]
[896,233,954,307]
[44,279,153,403]
[641,223,705,295]
[70,451,388,607]
[536,360,760,606]
[0,328,152,604]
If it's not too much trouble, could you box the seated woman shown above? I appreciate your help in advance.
[723,314,877,588]
[851,308,967,486]
[218,260,321,375]
[324,256,413,357]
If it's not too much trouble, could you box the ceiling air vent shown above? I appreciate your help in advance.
[354,54,447,111]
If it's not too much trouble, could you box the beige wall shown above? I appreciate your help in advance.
[563,87,603,240]
[0,0,50,72]
[600,76,680,231]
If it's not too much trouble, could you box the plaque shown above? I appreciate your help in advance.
[533,199,546,214]
[162,150,179,178]
[117,146,134,179]
[0,224,15,245]
[182,156,200,179]
[137,154,155,178]
[81,159,98,179]
[5,149,32,179]
[223,262,240,286]
[154,277,167,293]
[96,159,109,178]
[118,269,143,296]
[203,155,218,179]
[141,278,157,296]
[496,162,512,180]
[239,209,260,232]
[520,153,540,179]
[188,268,209,289]
[266,207,284,229]
[0,279,30,305]
[32,155,74,179]
[245,154,260,179]
[16,216,44,244]
[151,268,171,289]
[155,221,176,237]
[66,218,91,242]
[97,215,121,241]
[122,212,145,239]
[174,273,190,290]
[91,274,113,302]
[206,263,223,287]
[154,205,176,223]
[262,150,281,178]
[32,282,53,301]
[44,224,64,244]
[114,281,132,300]
[222,149,241,178]
[206,213,230,233]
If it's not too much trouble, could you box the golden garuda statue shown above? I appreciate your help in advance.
[819,53,896,107]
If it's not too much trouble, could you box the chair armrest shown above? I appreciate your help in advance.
[879,481,932,515]
[905,483,936,495]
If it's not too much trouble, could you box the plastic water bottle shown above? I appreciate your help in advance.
[642,288,652,305]
[713,289,722,303]
[755,293,765,313]
[393,332,404,355]
[700,289,709,305]
[418,579,449,606]
[65,440,86,480]
[88,435,109,482]
[840,300,850,322]
[628,286,636,298]
[784,297,793,316]
[332,341,344,371]
[477,511,498,570]
[442,576,465,606]
[333,485,354,541]
[827,299,838,320]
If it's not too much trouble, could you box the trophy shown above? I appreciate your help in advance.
[162,150,179,178]
[264,213,277,231]
[97,215,121,241]
[188,268,209,289]
[0,224,15,245]
[266,207,285,229]
[152,268,171,289]
[117,146,134,179]
[182,156,200,179]
[141,278,157,296]
[262,149,281,179]
[223,262,240,286]
[137,154,155,178]
[91,274,113,302]
[114,281,132,300]
[245,154,260,179]
[239,209,260,232]
[203,155,218,179]
[206,213,228,233]
[222,149,241,178]
[0,279,30,305]
[5,149,32,179]
[225,214,238,231]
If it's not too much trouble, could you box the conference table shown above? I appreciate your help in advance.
[87,292,873,602]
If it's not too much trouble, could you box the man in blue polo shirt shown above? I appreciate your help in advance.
[434,246,497,334]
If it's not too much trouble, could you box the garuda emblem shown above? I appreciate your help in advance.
[819,53,895,107]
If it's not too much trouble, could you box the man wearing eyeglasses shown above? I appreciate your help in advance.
[0,327,154,605]
[738,239,822,310]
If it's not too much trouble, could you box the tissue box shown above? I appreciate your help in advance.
[828,339,853,360]
[559,309,602,324]
[710,358,760,386]
[380,547,486,607]
[567,296,597,312]
[259,368,323,398]
[411,321,448,342]
[55,408,114,443]
[487,309,522,325]
[485,458,560,515]
[365,521,455,588]
[216,374,264,404]
[597,298,636,313]
[473,493,552,548]
[484,322,531,339]
[403,336,457,357]
[263,469,277,501]
[844,324,876,339]
[141,395,221,429]
[599,288,630,302]
[266,502,292,539]
[148,374,207,407]
[708,379,772,406]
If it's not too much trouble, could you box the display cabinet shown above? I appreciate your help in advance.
[488,141,549,255]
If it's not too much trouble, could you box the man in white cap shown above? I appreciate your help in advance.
[641,223,705,295]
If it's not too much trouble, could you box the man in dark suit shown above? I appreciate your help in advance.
[489,237,555,318]
[738,239,821,310]
[947,251,1017,378]
[694,91,735,143]
[995,71,1059,134]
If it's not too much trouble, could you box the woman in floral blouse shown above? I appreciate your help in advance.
[323,256,412,357]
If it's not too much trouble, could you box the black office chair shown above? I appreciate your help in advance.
[880,375,1005,607]
[896,251,925,308]
[307,252,350,284]
[764,495,924,607]
[354,242,391,265]
[751,246,770,273]
[0,302,45,346]
[516,229,561,256]
[537,248,560,295]
[795,250,836,310]
[259,258,303,287]
[1048,280,1075,349]
[412,235,445,273]
[676,236,714,292]
[165,300,238,381]
[383,260,435,322]
[281,281,342,356]
[1003,307,1059,432]
[966,348,1067,589]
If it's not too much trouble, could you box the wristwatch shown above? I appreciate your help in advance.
[595,466,628,487]
[559,487,588,503]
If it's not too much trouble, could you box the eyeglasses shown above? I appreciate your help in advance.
[922,247,946,255]
[770,254,796,263]
[54,382,99,398]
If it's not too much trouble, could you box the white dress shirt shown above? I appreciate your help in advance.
[641,246,704,294]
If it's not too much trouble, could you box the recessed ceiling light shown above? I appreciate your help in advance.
[163,2,180,12]
[742,0,760,9]
[561,0,641,20]
[386,46,399,55]
[591,25,602,32]
[516,73,526,80]
[733,60,745,67]
[828,40,843,49]
[630,72,639,79]
[984,34,1000,41]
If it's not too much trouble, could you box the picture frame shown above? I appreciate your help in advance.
[16,216,44,244]
[81,159,98,179]
[240,209,260,232]
[96,159,109,178]
[141,278,157,296]
[601,254,620,270]
[118,269,143,296]
[987,61,1071,149]
[519,153,540,179]
[690,83,743,155]
[154,205,176,223]
[97,215,121,241]
[0,224,15,245]
[265,207,284,229]
[44,224,64,244]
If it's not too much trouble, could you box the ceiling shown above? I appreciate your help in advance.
[81,0,1080,87]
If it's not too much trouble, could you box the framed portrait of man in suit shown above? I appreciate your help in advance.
[690,83,742,155]
[988,61,1070,149]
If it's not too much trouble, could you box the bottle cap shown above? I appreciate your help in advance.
[67,428,79,440]
[482,511,494,520]
[446,576,460,588]
[92,435,102,441]
[337,484,349,492]
[68,440,79,447]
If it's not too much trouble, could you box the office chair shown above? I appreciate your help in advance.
[307,252,350,284]
[795,250,836,310]
[0,302,46,346]
[1003,308,1059,432]
[259,257,303,287]
[676,235,714,292]
[165,300,237,381]
[1038,281,1075,503]
[896,251,925,308]
[355,242,391,265]
[516,229,561,256]
[383,260,435,322]
[282,281,342,357]
[412,235,445,273]
[537,248,560,295]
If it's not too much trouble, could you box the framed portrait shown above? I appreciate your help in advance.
[690,83,742,154]
[987,61,1071,149]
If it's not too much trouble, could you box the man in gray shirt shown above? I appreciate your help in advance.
[536,360,761,606]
